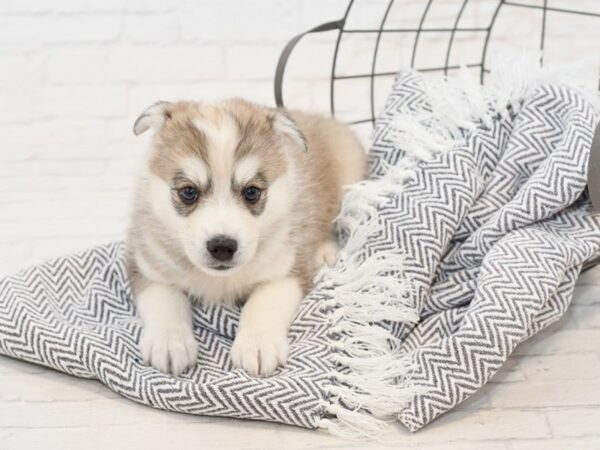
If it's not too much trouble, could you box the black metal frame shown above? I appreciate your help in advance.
[274,0,600,272]
[274,0,600,125]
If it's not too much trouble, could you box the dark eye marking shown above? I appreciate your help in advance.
[170,172,210,216]
[178,186,199,205]
[243,186,261,203]
[233,173,268,216]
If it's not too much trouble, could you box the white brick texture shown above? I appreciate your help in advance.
[0,1,600,448]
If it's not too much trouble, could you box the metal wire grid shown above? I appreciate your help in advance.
[274,0,600,272]
[274,0,600,125]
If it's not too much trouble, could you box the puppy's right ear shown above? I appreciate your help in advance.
[270,109,308,152]
[133,101,172,136]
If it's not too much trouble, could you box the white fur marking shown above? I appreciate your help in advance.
[181,157,209,186]
[194,114,239,184]
[148,173,181,231]
[137,283,198,376]
[135,249,169,284]
[234,155,260,186]
[231,277,302,377]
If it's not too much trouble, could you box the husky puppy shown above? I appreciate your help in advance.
[127,98,365,377]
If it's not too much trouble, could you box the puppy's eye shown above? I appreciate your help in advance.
[243,186,261,203]
[178,186,199,204]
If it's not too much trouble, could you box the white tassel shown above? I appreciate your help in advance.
[317,160,422,437]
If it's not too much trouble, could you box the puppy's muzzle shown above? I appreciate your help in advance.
[206,235,238,262]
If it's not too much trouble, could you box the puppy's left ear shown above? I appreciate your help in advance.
[270,109,308,152]
[133,101,172,136]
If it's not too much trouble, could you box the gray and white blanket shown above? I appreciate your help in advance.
[1,63,599,437]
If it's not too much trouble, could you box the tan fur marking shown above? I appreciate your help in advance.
[224,99,288,183]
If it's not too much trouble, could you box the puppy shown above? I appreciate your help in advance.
[127,98,365,377]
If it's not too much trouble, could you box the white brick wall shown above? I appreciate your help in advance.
[2,4,600,447]
[0,0,598,274]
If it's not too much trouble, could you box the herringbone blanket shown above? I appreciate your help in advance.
[1,63,599,437]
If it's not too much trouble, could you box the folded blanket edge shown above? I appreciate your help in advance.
[314,53,600,439]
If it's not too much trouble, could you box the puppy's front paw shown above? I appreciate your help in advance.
[315,240,339,268]
[231,331,289,377]
[140,326,198,376]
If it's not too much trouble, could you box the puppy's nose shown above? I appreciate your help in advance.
[206,235,238,261]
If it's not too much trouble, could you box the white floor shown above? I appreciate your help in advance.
[1,268,600,450]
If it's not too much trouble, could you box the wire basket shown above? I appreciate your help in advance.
[275,0,600,126]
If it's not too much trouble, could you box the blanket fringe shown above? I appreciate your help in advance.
[316,53,600,439]
[314,165,421,439]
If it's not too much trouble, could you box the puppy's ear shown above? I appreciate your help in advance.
[270,109,308,152]
[133,101,172,136]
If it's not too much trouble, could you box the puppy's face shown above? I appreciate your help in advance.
[134,99,306,276]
